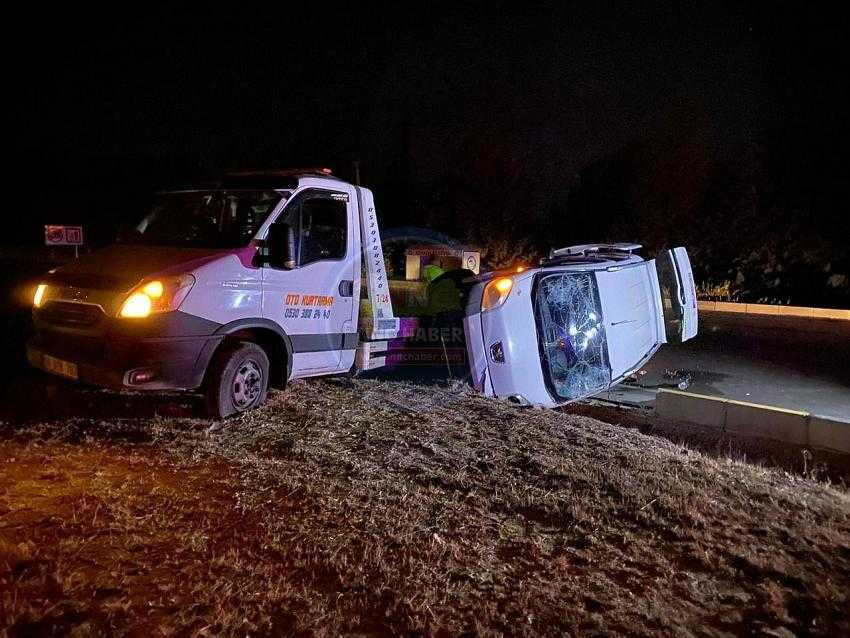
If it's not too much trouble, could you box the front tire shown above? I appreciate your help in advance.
[204,342,269,418]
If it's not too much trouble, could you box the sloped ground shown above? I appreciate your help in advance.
[1,378,849,636]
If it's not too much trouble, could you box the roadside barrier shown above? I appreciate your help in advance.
[698,300,850,320]
[656,389,850,454]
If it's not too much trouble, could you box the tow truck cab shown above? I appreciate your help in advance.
[463,244,698,407]
[27,169,397,417]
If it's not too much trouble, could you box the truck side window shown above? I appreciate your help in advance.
[298,195,347,265]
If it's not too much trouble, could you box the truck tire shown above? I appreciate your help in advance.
[204,342,270,418]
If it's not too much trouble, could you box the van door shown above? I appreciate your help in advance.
[654,247,698,343]
[262,186,357,375]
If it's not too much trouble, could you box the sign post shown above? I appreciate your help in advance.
[45,225,84,258]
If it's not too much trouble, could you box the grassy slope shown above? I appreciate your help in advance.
[1,378,849,636]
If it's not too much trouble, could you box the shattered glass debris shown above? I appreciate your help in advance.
[535,272,611,400]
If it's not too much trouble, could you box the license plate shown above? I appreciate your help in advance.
[43,354,79,380]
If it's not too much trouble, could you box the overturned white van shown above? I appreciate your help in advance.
[463,244,697,407]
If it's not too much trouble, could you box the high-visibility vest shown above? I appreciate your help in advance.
[422,264,444,283]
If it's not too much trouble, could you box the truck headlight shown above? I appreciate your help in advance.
[33,284,48,307]
[119,275,195,318]
[481,277,513,312]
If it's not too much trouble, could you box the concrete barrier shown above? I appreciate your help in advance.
[778,305,815,318]
[810,307,850,320]
[655,389,727,429]
[745,303,780,316]
[656,389,850,454]
[698,300,850,321]
[724,400,809,446]
[809,415,850,454]
[713,301,745,313]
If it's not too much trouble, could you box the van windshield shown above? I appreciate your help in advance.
[117,190,284,248]
[534,272,611,401]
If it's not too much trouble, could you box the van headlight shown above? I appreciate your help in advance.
[481,277,514,312]
[119,275,195,318]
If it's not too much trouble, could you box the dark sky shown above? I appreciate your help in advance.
[6,2,848,243]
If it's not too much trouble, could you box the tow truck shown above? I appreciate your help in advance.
[27,169,697,416]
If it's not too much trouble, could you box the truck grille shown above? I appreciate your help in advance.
[40,301,104,327]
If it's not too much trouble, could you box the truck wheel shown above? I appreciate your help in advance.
[204,342,270,418]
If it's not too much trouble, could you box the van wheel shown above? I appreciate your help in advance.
[204,342,269,418]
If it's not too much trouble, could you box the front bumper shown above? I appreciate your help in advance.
[464,272,558,407]
[27,311,223,391]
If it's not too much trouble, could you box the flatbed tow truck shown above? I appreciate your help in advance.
[27,169,697,416]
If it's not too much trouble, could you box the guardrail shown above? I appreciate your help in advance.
[698,300,850,320]
[656,389,850,454]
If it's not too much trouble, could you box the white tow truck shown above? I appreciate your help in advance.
[27,169,697,416]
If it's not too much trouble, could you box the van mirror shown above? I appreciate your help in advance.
[268,222,297,269]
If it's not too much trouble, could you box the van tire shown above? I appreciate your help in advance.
[204,342,270,419]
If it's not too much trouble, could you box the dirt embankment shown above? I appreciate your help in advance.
[2,378,849,636]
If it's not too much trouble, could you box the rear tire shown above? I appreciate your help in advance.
[204,342,269,418]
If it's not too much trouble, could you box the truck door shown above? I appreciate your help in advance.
[262,186,357,375]
[654,247,698,343]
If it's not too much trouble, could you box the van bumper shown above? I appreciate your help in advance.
[26,333,222,391]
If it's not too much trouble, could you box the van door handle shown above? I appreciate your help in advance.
[338,280,354,297]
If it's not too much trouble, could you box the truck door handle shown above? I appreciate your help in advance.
[338,280,354,297]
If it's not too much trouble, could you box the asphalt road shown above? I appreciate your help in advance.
[604,311,850,420]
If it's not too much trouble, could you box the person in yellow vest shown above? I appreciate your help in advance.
[421,262,444,284]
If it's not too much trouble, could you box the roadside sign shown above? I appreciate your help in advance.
[45,225,84,246]
[462,250,480,274]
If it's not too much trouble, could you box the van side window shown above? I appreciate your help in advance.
[299,194,347,265]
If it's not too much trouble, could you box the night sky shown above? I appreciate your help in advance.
[7,2,848,250]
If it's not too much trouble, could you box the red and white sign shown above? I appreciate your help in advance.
[45,225,84,246]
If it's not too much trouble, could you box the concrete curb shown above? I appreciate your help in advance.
[698,300,850,321]
[656,389,850,454]
[724,400,809,446]
[809,415,850,454]
[655,390,727,429]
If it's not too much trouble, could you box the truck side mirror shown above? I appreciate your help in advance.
[268,222,297,269]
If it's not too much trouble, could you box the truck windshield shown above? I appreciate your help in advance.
[117,190,284,248]
[534,272,611,401]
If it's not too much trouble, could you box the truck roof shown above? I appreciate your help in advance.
[163,168,344,193]
[220,168,340,190]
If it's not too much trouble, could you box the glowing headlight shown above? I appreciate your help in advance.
[120,292,153,318]
[33,284,48,308]
[142,280,164,299]
[481,277,514,312]
[119,275,195,319]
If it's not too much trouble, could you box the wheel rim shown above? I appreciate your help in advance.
[232,358,263,410]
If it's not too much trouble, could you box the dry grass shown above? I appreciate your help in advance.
[1,377,849,636]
